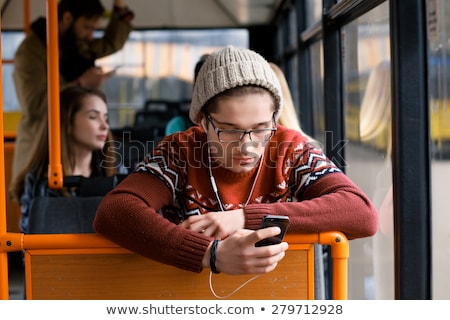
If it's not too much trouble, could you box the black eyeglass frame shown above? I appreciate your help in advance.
[204,112,277,143]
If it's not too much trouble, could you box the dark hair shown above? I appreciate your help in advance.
[58,0,105,20]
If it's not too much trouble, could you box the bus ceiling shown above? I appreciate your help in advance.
[0,0,283,30]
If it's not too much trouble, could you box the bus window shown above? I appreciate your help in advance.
[342,2,392,299]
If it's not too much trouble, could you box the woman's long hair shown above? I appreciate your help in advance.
[270,62,316,144]
[359,61,392,156]
[9,86,120,202]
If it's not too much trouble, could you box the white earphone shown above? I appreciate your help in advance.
[201,117,207,129]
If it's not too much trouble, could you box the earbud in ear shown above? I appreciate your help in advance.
[200,118,207,131]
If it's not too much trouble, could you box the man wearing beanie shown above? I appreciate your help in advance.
[94,46,378,276]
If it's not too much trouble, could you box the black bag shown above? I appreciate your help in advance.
[27,175,127,234]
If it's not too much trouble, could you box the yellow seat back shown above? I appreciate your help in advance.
[14,232,348,300]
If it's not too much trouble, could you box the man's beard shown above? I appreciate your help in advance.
[59,23,95,82]
[60,23,79,48]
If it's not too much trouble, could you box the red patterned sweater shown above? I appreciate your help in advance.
[94,125,378,272]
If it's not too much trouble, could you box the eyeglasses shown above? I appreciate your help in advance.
[204,112,277,143]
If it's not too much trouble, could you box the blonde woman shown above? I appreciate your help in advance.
[270,62,316,143]
[359,60,392,156]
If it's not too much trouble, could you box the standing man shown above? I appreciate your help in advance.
[11,0,134,182]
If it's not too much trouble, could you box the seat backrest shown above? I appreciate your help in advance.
[17,232,348,300]
[135,99,192,141]
[111,128,154,168]
[134,110,175,129]
[133,110,173,144]
[27,175,127,234]
[27,197,103,234]
[4,141,21,232]
[24,244,313,299]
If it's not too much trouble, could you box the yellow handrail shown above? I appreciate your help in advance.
[0,231,349,299]
[46,0,63,189]
[285,232,349,299]
[24,0,31,35]
[0,0,63,299]
[0,8,10,302]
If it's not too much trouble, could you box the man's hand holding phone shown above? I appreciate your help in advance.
[206,226,289,275]
[255,215,290,247]
[78,66,117,89]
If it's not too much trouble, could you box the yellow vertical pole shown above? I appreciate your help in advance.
[46,0,63,189]
[321,232,349,300]
[332,256,349,300]
[0,12,10,299]
[24,0,31,35]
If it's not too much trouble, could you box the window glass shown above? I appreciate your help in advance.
[287,56,299,114]
[342,1,392,299]
[310,41,325,145]
[288,7,297,49]
[305,0,322,28]
[97,29,248,128]
[427,0,450,299]
[1,32,25,113]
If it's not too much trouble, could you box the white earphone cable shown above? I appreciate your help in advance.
[209,271,262,299]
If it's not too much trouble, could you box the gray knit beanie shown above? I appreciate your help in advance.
[190,46,283,124]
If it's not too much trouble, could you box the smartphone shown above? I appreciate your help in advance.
[255,215,290,247]
[111,64,123,72]
[103,65,122,75]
